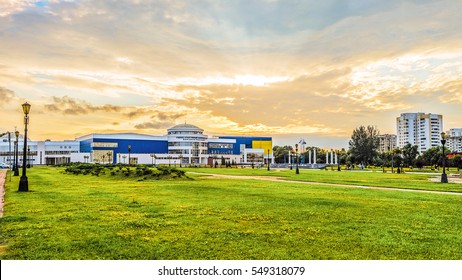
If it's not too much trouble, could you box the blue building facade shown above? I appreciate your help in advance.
[75,124,273,165]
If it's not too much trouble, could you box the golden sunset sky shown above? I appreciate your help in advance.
[1,0,461,148]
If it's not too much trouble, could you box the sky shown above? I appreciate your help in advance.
[1,0,461,148]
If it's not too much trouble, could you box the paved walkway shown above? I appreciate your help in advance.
[0,170,6,218]
[187,172,462,196]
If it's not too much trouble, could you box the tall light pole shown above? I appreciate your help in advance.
[128,145,131,166]
[295,143,299,174]
[14,131,19,176]
[337,150,341,171]
[19,102,31,192]
[8,132,11,181]
[267,149,270,171]
[391,149,394,173]
[441,132,448,183]
[27,145,30,168]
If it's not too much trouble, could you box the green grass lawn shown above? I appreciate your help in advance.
[1,166,461,260]
[183,167,462,193]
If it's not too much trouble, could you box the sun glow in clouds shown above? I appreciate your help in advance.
[1,0,462,147]
[164,75,289,87]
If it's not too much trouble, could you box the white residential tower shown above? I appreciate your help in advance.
[396,113,443,153]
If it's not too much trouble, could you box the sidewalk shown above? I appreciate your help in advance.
[0,170,6,218]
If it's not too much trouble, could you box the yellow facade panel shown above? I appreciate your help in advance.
[252,140,273,154]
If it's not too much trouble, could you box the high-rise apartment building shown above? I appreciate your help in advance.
[446,128,462,153]
[396,113,443,153]
[377,134,397,153]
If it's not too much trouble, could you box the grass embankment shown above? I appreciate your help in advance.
[1,166,461,259]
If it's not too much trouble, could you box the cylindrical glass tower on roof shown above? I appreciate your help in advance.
[167,123,208,164]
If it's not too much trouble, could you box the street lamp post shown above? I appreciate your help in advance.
[295,144,299,174]
[128,145,131,166]
[27,145,30,168]
[337,150,341,171]
[14,131,19,176]
[391,149,394,173]
[441,132,448,183]
[7,132,11,172]
[19,102,31,192]
[267,149,270,171]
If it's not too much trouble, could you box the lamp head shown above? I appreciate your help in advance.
[15,130,19,138]
[22,102,31,115]
[441,132,446,140]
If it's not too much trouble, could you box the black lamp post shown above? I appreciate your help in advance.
[267,149,270,171]
[295,143,299,174]
[337,150,341,171]
[441,132,448,183]
[391,149,394,173]
[128,145,131,166]
[14,131,19,176]
[27,145,30,168]
[19,102,31,192]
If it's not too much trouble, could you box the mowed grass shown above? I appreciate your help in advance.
[1,166,461,260]
[183,167,462,193]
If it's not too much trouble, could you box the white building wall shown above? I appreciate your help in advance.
[396,113,443,153]
[447,128,462,153]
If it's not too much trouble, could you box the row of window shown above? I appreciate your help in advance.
[168,142,208,147]
[168,131,202,135]
[209,143,233,149]
[45,151,78,155]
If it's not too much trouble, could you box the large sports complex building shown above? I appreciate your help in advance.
[0,124,273,166]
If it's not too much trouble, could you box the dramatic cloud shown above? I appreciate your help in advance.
[134,121,174,130]
[44,96,121,115]
[0,87,16,103]
[1,0,461,147]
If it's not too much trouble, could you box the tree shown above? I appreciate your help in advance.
[393,148,403,173]
[272,145,292,163]
[402,143,419,167]
[421,146,442,167]
[452,155,462,171]
[414,156,425,169]
[348,125,380,165]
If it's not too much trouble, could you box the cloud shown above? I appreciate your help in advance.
[0,0,35,17]
[125,108,186,121]
[134,121,174,130]
[155,68,366,136]
[44,96,121,115]
[1,0,462,144]
[439,77,462,104]
[0,87,16,103]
